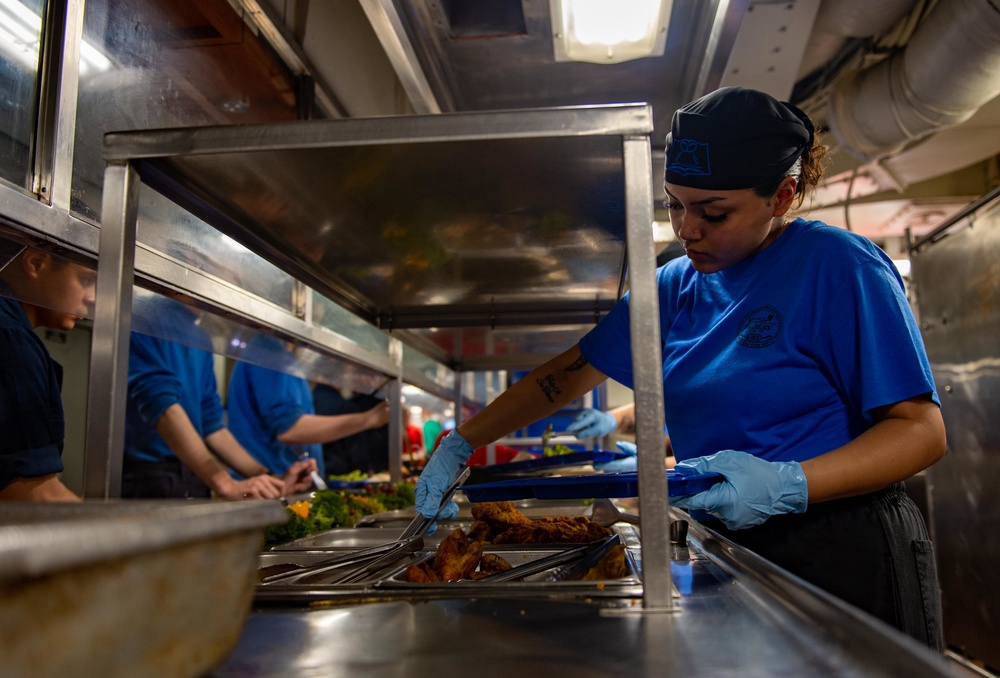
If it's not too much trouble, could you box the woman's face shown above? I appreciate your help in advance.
[663,177,795,273]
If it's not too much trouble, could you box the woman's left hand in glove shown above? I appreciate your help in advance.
[671,449,808,530]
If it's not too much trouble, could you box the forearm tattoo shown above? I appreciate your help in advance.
[566,354,589,371]
[536,374,562,403]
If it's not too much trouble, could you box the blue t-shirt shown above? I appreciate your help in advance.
[227,362,324,478]
[125,329,225,465]
[0,292,65,488]
[579,218,938,464]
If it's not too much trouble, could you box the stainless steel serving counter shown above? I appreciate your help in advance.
[213,516,954,677]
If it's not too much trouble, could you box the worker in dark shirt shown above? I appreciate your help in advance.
[0,246,95,501]
[312,384,390,476]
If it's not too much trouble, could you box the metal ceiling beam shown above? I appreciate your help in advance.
[231,0,350,118]
[356,0,442,114]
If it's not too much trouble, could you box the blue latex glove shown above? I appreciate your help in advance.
[671,450,808,530]
[566,408,618,439]
[415,431,473,535]
[594,441,638,472]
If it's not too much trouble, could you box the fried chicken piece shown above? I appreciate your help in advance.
[581,544,628,580]
[433,528,484,581]
[468,553,513,580]
[478,553,513,575]
[493,516,612,544]
[405,562,440,582]
[467,520,494,544]
[471,501,532,533]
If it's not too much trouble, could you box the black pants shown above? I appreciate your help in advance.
[122,458,211,499]
[701,483,943,649]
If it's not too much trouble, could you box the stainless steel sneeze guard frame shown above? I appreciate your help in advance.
[95,104,675,608]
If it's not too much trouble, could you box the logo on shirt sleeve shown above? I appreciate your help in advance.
[736,305,782,348]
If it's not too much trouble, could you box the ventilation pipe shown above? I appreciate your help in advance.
[796,0,916,80]
[827,0,1000,161]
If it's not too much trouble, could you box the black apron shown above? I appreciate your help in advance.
[698,482,943,649]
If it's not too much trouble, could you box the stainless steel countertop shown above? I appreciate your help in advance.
[214,519,952,677]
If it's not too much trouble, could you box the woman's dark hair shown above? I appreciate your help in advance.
[753,131,829,209]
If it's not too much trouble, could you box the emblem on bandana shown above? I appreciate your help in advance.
[668,138,711,177]
[736,305,782,348]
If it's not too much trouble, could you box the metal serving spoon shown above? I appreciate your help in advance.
[589,498,640,528]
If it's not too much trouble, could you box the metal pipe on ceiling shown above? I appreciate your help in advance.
[827,0,1000,162]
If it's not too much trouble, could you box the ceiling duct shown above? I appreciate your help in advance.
[827,0,1000,162]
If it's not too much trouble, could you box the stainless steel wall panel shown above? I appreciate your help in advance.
[910,194,1000,668]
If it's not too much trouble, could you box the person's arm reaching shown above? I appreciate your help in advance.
[156,404,285,499]
[459,345,608,447]
[276,400,390,445]
[416,345,608,526]
[206,426,317,495]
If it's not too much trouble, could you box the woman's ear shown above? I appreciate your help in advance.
[771,176,798,217]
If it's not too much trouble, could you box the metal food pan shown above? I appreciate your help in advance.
[374,543,641,589]
[270,525,451,550]
[0,500,287,678]
[271,500,624,551]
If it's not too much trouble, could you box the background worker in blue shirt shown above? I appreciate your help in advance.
[415,87,945,648]
[0,245,94,501]
[123,299,315,499]
[227,357,389,483]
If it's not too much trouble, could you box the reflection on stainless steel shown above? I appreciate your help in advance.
[912,193,1000,669]
[1,500,286,678]
[102,105,648,343]
[130,287,390,396]
[222,513,951,677]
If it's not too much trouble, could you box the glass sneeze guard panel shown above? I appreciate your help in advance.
[131,288,389,396]
[71,0,298,221]
[0,0,44,189]
[136,185,296,310]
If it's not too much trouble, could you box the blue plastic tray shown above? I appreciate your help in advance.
[461,470,725,502]
[484,450,631,474]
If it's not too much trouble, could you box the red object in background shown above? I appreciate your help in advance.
[432,429,522,466]
[405,424,424,454]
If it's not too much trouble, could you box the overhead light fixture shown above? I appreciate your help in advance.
[550,0,672,64]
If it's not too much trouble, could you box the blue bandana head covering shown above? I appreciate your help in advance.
[664,87,813,190]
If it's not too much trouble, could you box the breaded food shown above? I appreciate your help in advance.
[471,501,532,532]
[434,528,484,581]
[405,562,440,582]
[581,544,628,580]
[493,516,611,545]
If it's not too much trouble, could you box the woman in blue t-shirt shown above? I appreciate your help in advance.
[414,87,945,648]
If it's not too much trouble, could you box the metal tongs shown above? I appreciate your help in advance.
[474,533,620,584]
[399,467,471,540]
[259,537,422,586]
[542,533,621,582]
[260,467,471,587]
[540,423,571,449]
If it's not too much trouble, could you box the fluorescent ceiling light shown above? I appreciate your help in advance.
[0,0,111,74]
[551,0,672,64]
